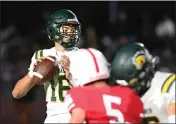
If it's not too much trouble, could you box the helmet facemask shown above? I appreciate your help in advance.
[128,62,155,96]
[128,50,156,96]
[47,23,81,48]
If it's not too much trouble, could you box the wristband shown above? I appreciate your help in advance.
[28,71,34,78]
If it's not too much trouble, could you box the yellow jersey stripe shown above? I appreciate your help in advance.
[37,50,42,59]
[161,74,176,93]
[35,50,43,59]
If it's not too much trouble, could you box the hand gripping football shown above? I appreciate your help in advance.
[32,56,58,85]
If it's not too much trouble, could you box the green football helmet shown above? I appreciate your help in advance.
[46,9,81,48]
[111,42,158,96]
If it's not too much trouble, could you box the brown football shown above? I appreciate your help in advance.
[32,56,58,85]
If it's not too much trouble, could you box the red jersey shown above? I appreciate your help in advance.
[65,85,144,123]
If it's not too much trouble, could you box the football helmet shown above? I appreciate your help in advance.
[47,9,81,48]
[69,48,110,86]
[111,42,158,96]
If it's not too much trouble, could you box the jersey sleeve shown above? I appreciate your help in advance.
[167,74,175,95]
[161,74,175,94]
[64,88,84,113]
[28,50,43,71]
[163,93,175,105]
[161,74,175,104]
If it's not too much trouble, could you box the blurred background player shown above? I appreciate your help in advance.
[12,9,81,123]
[111,42,175,123]
[64,48,144,123]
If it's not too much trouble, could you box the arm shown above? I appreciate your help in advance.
[164,93,176,123]
[167,102,175,123]
[69,108,86,123]
[163,75,175,123]
[12,51,41,99]
[166,83,175,123]
[65,89,86,123]
[12,74,35,99]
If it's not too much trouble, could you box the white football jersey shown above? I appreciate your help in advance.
[141,71,175,123]
[28,47,78,115]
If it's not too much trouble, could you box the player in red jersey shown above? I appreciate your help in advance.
[64,48,144,123]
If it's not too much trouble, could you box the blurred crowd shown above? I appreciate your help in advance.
[1,2,176,99]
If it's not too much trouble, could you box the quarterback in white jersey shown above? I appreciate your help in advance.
[111,42,175,123]
[12,9,81,123]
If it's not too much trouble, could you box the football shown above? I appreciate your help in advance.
[32,56,58,85]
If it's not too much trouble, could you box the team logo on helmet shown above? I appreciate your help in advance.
[132,51,146,70]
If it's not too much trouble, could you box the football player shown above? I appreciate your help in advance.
[12,9,81,123]
[111,42,175,123]
[64,48,144,123]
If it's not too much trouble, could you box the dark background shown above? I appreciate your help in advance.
[0,1,176,124]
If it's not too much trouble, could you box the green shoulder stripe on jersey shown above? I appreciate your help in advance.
[161,74,176,93]
[35,50,43,60]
